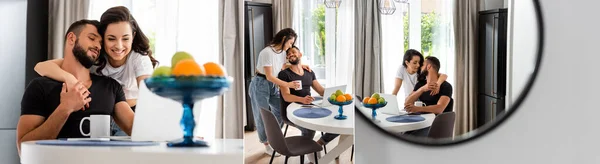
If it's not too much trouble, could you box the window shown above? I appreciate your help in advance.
[88,0,219,139]
[382,0,454,103]
[293,0,355,94]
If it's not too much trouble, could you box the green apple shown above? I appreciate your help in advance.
[329,95,337,101]
[335,90,344,97]
[152,66,172,77]
[172,51,194,67]
[371,93,381,99]
[378,98,385,104]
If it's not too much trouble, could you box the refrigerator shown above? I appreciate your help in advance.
[477,9,508,128]
[243,2,273,131]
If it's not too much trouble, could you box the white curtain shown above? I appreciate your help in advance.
[432,0,456,87]
[49,0,90,59]
[333,0,355,93]
[292,0,355,93]
[218,0,244,139]
[381,1,406,103]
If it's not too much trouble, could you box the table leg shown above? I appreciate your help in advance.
[318,134,353,164]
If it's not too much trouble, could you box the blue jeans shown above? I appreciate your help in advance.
[111,106,136,136]
[249,76,283,143]
[111,119,128,136]
[292,124,339,144]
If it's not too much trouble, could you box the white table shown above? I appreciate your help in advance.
[20,139,243,164]
[356,102,435,133]
[287,101,354,164]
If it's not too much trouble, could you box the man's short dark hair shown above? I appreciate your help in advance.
[286,45,299,54]
[425,56,441,72]
[64,19,100,42]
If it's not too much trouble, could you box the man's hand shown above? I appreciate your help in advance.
[287,81,301,89]
[405,104,420,113]
[301,65,312,72]
[59,82,91,113]
[300,95,315,104]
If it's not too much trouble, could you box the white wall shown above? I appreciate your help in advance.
[0,0,27,163]
[357,0,600,163]
[506,0,537,108]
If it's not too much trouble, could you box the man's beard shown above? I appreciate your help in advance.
[73,40,96,69]
[289,56,300,65]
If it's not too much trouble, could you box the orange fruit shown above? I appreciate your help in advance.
[367,98,378,104]
[363,97,371,104]
[172,59,206,76]
[343,94,352,101]
[203,62,227,76]
[336,95,347,102]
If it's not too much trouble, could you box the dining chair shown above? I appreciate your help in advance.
[280,97,328,154]
[260,108,323,164]
[427,111,456,139]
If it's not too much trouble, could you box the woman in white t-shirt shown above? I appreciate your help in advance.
[34,6,158,136]
[392,49,447,97]
[248,28,304,156]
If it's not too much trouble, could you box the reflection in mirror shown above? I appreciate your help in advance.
[356,0,540,144]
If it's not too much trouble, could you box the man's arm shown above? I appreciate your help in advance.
[113,102,134,136]
[17,82,90,154]
[311,80,325,96]
[405,84,429,105]
[280,85,313,104]
[408,96,450,114]
[17,106,70,153]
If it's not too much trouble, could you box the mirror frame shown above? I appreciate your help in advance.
[356,0,545,147]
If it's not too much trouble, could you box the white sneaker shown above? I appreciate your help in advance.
[265,145,281,157]
[306,151,321,164]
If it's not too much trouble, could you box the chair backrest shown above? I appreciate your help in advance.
[279,95,293,125]
[428,112,456,139]
[260,108,292,155]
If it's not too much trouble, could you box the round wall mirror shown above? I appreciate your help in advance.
[356,0,543,146]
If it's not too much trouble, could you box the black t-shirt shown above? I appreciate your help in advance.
[20,74,126,138]
[277,68,317,119]
[413,80,454,113]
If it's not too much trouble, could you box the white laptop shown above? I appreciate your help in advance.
[312,85,347,107]
[129,82,208,142]
[378,93,407,115]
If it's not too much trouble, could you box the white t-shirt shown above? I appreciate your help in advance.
[396,66,419,97]
[90,52,154,100]
[255,46,287,77]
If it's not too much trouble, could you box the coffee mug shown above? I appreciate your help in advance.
[79,115,111,138]
[293,80,302,90]
[414,101,427,107]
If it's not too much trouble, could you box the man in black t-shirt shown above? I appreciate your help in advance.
[278,46,339,161]
[16,20,134,153]
[404,56,453,137]
[405,56,453,114]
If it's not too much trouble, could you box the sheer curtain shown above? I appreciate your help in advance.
[333,0,355,93]
[292,0,355,94]
[381,2,405,103]
[88,0,220,139]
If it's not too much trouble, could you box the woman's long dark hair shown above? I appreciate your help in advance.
[403,49,425,81]
[95,6,158,75]
[270,28,297,51]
